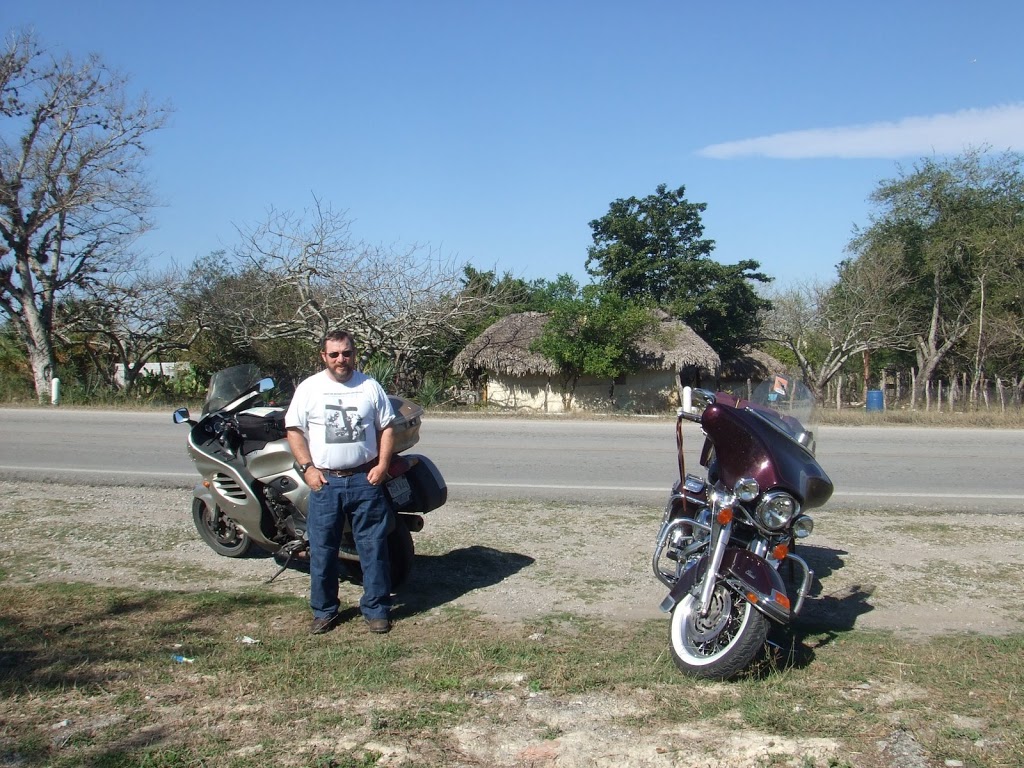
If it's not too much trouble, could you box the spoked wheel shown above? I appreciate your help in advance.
[342,518,415,589]
[192,498,254,557]
[669,580,768,680]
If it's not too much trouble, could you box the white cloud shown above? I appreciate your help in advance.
[698,104,1024,159]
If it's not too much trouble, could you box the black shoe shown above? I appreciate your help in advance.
[310,614,339,635]
[364,617,391,634]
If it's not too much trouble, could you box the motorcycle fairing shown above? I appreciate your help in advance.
[187,427,290,542]
[701,403,833,510]
[660,548,791,624]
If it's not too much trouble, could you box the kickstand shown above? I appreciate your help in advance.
[266,542,305,584]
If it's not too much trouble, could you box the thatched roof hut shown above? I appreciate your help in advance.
[718,346,787,382]
[453,311,720,376]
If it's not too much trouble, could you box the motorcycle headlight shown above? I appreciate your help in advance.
[734,476,759,502]
[793,515,814,538]
[755,491,800,530]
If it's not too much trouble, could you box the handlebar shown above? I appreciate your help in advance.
[677,409,702,423]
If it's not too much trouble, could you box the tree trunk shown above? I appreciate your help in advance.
[862,350,870,402]
[26,343,55,404]
[14,308,57,404]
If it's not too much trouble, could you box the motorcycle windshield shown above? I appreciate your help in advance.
[202,364,263,415]
[703,403,833,509]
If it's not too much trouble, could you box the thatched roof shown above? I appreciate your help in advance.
[635,318,720,372]
[453,311,720,377]
[453,312,559,376]
[718,346,787,380]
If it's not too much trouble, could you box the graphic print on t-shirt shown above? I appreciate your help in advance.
[324,403,366,444]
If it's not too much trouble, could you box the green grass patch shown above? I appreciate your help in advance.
[1,583,1022,767]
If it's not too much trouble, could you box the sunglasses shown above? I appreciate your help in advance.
[325,350,355,359]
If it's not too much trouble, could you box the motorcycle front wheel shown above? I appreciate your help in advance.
[669,580,768,680]
[192,498,254,558]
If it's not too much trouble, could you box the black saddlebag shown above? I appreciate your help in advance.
[237,409,287,453]
[385,454,447,514]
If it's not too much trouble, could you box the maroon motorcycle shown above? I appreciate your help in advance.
[652,378,833,679]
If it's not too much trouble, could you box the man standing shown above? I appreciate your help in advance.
[286,330,397,634]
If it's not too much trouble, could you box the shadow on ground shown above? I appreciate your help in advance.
[394,545,535,619]
[762,542,877,674]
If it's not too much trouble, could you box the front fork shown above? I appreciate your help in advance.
[696,502,732,618]
[660,492,809,624]
[658,490,734,614]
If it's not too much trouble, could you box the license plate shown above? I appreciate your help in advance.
[386,475,413,508]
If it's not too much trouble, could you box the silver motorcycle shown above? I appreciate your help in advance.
[173,364,447,585]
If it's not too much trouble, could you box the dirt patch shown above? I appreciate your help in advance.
[2,481,1021,637]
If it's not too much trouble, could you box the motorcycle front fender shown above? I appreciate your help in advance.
[723,549,792,624]
[659,548,792,624]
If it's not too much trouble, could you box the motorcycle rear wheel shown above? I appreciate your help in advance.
[342,517,415,589]
[192,498,254,558]
[669,581,768,680]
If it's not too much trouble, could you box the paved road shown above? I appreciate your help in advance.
[0,408,1021,511]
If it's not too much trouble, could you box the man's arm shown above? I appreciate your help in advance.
[286,426,324,488]
[367,425,395,486]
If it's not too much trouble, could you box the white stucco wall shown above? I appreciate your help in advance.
[483,370,680,413]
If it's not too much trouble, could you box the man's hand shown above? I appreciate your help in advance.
[367,464,391,486]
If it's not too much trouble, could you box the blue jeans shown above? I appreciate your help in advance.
[306,473,392,621]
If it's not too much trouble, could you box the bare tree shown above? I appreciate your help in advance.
[0,31,169,401]
[221,199,504,376]
[762,251,916,401]
[57,263,204,393]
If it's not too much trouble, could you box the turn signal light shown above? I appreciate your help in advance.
[772,543,789,560]
[203,480,211,489]
[772,590,791,611]
[717,507,734,525]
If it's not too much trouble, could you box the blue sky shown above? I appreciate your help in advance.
[5,1,1024,289]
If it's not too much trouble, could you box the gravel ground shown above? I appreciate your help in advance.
[2,480,1022,767]
[2,480,1021,637]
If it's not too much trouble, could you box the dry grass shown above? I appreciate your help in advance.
[1,583,1022,767]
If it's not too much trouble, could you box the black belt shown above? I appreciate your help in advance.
[319,460,377,477]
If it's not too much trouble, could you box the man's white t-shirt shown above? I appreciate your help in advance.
[285,369,396,470]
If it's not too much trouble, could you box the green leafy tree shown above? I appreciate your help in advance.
[55,263,204,394]
[532,281,655,410]
[585,183,772,359]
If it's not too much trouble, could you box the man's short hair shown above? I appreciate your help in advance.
[321,329,355,351]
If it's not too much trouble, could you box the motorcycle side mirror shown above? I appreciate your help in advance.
[173,407,194,425]
[797,429,816,455]
[258,377,274,393]
[678,387,715,422]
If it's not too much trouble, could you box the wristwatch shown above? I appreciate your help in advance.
[298,461,315,473]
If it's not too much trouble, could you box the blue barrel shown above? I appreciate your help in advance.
[865,389,884,411]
